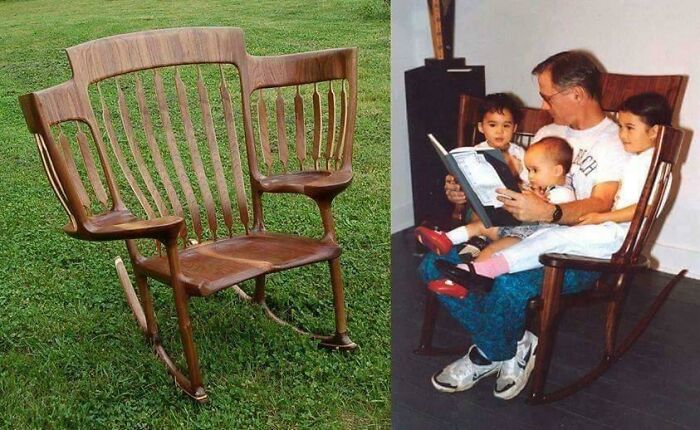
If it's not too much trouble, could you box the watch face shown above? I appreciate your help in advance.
[552,205,562,222]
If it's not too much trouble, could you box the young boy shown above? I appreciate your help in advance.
[416,137,576,261]
[436,92,672,290]
[415,93,525,257]
[471,93,528,184]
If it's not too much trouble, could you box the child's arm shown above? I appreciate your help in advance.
[577,204,637,225]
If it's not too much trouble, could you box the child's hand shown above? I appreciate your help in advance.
[532,186,547,201]
[445,175,467,204]
[578,212,604,225]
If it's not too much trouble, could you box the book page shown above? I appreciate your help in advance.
[450,149,506,208]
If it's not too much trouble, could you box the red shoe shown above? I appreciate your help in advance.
[428,279,468,299]
[415,226,453,256]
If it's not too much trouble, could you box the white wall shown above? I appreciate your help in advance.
[392,0,700,278]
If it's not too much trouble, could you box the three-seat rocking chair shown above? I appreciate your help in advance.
[19,27,359,402]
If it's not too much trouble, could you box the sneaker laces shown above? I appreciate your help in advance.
[448,354,476,379]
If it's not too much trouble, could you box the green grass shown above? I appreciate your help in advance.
[0,0,390,428]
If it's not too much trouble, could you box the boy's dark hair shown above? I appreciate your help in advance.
[530,136,574,173]
[618,92,672,126]
[531,50,602,101]
[479,92,522,124]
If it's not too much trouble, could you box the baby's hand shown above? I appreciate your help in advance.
[532,186,547,200]
[578,212,604,225]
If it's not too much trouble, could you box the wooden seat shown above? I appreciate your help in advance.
[416,73,689,402]
[137,232,340,297]
[19,27,358,402]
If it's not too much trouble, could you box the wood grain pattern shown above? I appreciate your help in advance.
[334,81,348,169]
[35,134,75,228]
[134,74,183,220]
[58,130,91,209]
[218,67,250,231]
[312,83,322,169]
[294,86,306,170]
[325,82,336,170]
[98,83,156,219]
[116,79,168,217]
[257,89,272,174]
[75,125,109,208]
[196,66,234,236]
[275,88,289,172]
[175,68,218,238]
[153,69,203,242]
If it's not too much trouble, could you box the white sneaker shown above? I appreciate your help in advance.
[431,345,501,393]
[493,331,538,400]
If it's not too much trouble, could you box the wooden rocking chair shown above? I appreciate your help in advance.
[415,73,688,402]
[19,27,358,402]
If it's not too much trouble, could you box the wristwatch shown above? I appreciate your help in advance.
[551,204,563,223]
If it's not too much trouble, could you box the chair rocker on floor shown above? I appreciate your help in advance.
[415,73,688,402]
[19,27,358,402]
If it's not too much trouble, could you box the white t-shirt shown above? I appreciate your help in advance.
[613,147,653,210]
[474,140,529,183]
[546,179,576,204]
[533,117,630,199]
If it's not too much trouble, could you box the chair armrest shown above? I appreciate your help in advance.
[66,209,184,241]
[539,252,648,273]
[258,169,353,199]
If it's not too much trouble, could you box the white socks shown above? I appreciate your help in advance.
[446,226,470,245]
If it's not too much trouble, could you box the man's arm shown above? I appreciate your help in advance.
[496,181,619,225]
[578,203,637,225]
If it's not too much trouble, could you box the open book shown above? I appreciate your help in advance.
[428,133,521,228]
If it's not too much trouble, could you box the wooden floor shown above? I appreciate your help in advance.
[392,228,700,429]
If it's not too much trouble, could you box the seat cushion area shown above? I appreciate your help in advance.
[136,232,341,296]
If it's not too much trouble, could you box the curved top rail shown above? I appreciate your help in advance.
[66,27,247,84]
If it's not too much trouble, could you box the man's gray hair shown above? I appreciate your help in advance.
[532,50,602,101]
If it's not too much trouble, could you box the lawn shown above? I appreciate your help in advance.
[0,1,390,428]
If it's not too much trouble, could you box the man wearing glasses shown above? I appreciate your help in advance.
[444,50,627,225]
[496,50,628,225]
[431,51,629,399]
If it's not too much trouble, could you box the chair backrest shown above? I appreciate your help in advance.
[19,27,357,247]
[613,125,684,264]
[456,73,686,148]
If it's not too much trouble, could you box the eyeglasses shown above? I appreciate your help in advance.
[539,87,572,105]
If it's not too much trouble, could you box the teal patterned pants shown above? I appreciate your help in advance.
[419,249,599,361]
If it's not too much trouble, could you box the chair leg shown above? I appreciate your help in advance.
[116,260,208,402]
[253,275,266,304]
[318,257,358,351]
[115,257,147,334]
[528,266,564,404]
[134,271,160,343]
[415,291,439,354]
[165,241,207,402]
[413,291,467,356]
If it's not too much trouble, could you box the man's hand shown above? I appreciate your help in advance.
[496,188,554,222]
[445,175,467,204]
[578,212,604,225]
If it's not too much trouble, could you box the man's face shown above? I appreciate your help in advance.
[537,70,577,126]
